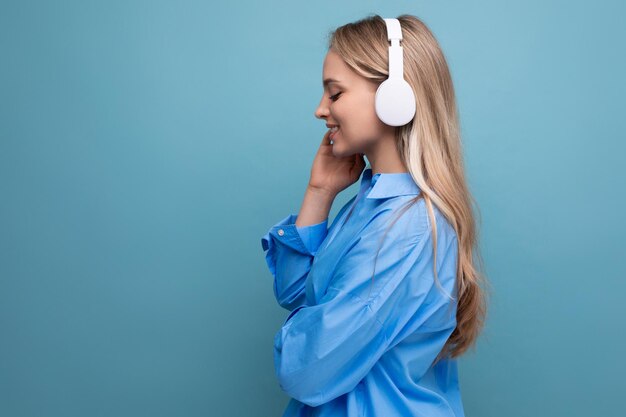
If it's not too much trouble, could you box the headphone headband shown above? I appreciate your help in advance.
[383,18,404,81]
[383,17,403,40]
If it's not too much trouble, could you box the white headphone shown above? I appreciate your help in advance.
[374,18,416,126]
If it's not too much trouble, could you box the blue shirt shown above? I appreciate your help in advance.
[261,167,465,417]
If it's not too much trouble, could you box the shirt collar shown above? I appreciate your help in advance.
[359,167,421,199]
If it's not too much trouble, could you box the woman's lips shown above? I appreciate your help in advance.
[329,127,340,141]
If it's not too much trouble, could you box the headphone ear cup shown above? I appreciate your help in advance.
[374,78,416,126]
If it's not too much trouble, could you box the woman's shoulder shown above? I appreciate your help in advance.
[328,196,458,305]
[363,195,457,247]
[365,196,425,235]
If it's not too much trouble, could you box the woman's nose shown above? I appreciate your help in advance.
[314,102,328,119]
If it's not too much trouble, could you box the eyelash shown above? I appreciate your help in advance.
[329,92,342,101]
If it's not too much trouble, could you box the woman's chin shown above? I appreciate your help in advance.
[332,146,354,158]
[331,144,344,156]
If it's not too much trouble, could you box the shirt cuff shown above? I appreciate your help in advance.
[261,214,328,258]
[296,218,329,255]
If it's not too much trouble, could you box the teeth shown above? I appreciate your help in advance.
[330,126,339,132]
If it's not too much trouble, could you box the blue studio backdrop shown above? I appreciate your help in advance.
[1,1,624,416]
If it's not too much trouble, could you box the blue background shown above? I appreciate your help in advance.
[1,1,624,416]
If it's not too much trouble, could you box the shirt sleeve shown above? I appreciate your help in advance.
[261,214,328,311]
[272,206,459,407]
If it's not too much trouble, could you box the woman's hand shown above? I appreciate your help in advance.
[308,129,367,197]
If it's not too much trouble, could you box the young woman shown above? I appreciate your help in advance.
[261,14,488,417]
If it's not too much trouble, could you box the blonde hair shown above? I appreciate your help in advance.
[327,14,490,363]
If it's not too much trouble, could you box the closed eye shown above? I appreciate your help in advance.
[329,92,342,101]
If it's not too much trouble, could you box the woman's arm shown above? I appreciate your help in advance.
[295,185,336,228]
[262,130,365,311]
[261,214,328,312]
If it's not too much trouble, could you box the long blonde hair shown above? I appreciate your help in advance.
[327,14,490,362]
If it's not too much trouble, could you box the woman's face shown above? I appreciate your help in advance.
[314,49,392,157]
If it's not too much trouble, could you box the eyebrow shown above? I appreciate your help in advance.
[323,78,342,87]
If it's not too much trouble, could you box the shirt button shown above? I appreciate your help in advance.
[277,229,285,236]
